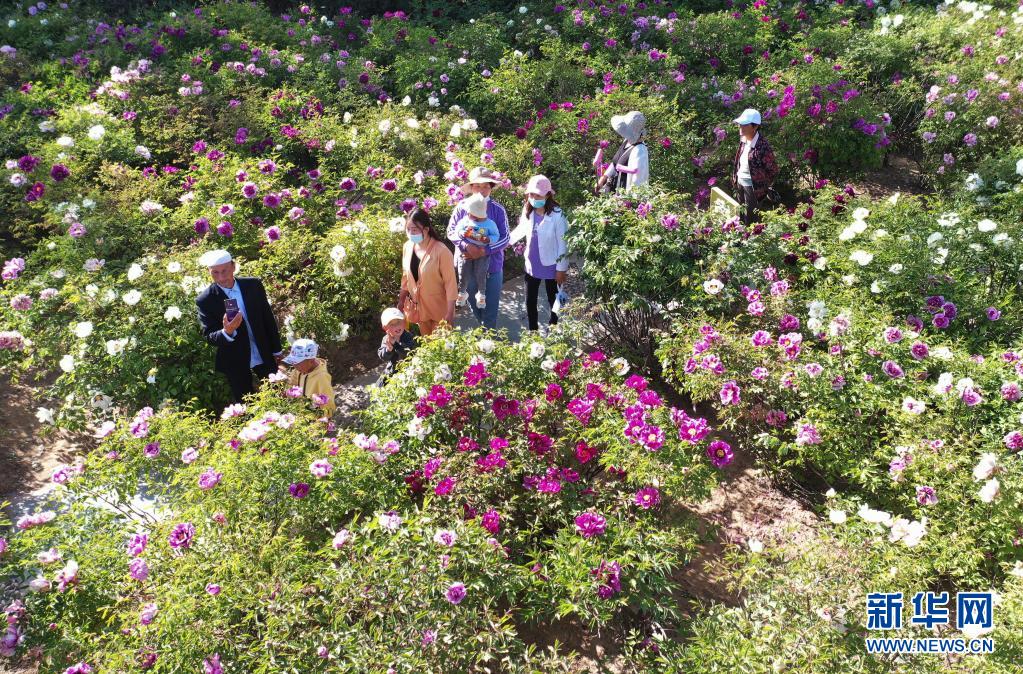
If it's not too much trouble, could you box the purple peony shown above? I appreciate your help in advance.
[706,440,733,468]
[168,522,195,550]
[574,512,607,538]
[634,486,660,509]
[445,581,467,605]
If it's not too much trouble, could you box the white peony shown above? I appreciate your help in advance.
[407,417,429,441]
[135,145,151,159]
[964,172,984,191]
[36,407,55,424]
[977,219,998,232]
[703,278,724,294]
[59,354,76,372]
[105,337,129,356]
[139,200,163,215]
[857,504,892,526]
[529,342,545,359]
[122,289,142,306]
[73,321,93,339]
[889,517,927,547]
[901,397,926,414]
[973,453,998,481]
[164,306,182,322]
[849,250,874,266]
[478,338,496,354]
[127,263,144,281]
[829,510,847,524]
[978,478,1000,503]
[57,135,75,147]
[87,124,106,140]
[166,261,182,273]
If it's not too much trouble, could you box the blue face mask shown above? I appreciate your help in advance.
[530,198,546,209]
[408,233,424,244]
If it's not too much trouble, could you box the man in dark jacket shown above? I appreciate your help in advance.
[195,249,283,403]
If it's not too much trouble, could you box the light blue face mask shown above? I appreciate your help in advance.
[530,198,546,209]
[408,233,424,243]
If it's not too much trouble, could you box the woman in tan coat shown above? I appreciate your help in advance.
[397,209,457,337]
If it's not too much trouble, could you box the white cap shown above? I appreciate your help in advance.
[282,338,318,365]
[464,192,488,219]
[198,249,232,267]
[381,307,406,327]
[733,108,762,125]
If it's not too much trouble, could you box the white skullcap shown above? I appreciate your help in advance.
[198,249,233,267]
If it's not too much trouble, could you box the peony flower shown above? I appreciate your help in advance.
[433,529,458,547]
[634,486,660,509]
[706,440,733,467]
[703,278,724,294]
[978,478,1000,503]
[916,486,938,506]
[973,453,998,481]
[198,468,223,491]
[332,529,352,549]
[168,522,195,550]
[795,423,821,446]
[309,459,333,478]
[574,512,607,538]
[718,378,743,404]
[445,581,467,605]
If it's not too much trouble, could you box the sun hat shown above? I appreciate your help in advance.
[464,192,488,219]
[733,108,762,125]
[282,338,318,365]
[198,249,232,267]
[381,307,406,327]
[610,111,646,143]
[525,174,554,197]
[465,166,500,186]
[459,166,502,197]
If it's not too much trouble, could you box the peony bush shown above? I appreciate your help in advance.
[0,328,733,671]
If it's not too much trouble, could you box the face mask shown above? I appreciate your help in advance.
[530,198,546,209]
[408,233,424,244]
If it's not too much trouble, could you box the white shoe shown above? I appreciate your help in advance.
[455,291,468,307]
[475,292,487,309]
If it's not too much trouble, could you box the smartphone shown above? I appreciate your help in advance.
[224,298,239,321]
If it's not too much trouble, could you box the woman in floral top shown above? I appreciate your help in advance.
[731,108,779,226]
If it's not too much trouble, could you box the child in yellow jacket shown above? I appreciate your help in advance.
[282,338,336,416]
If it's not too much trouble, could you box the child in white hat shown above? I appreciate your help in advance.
[282,338,336,416]
[377,308,417,385]
[453,192,500,308]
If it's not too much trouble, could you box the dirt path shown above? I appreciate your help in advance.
[849,154,932,199]
[675,445,820,607]
[0,382,93,516]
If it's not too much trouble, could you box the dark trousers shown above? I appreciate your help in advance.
[525,273,559,331]
[224,361,276,404]
[737,184,759,226]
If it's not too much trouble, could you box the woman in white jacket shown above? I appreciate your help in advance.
[510,175,569,333]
